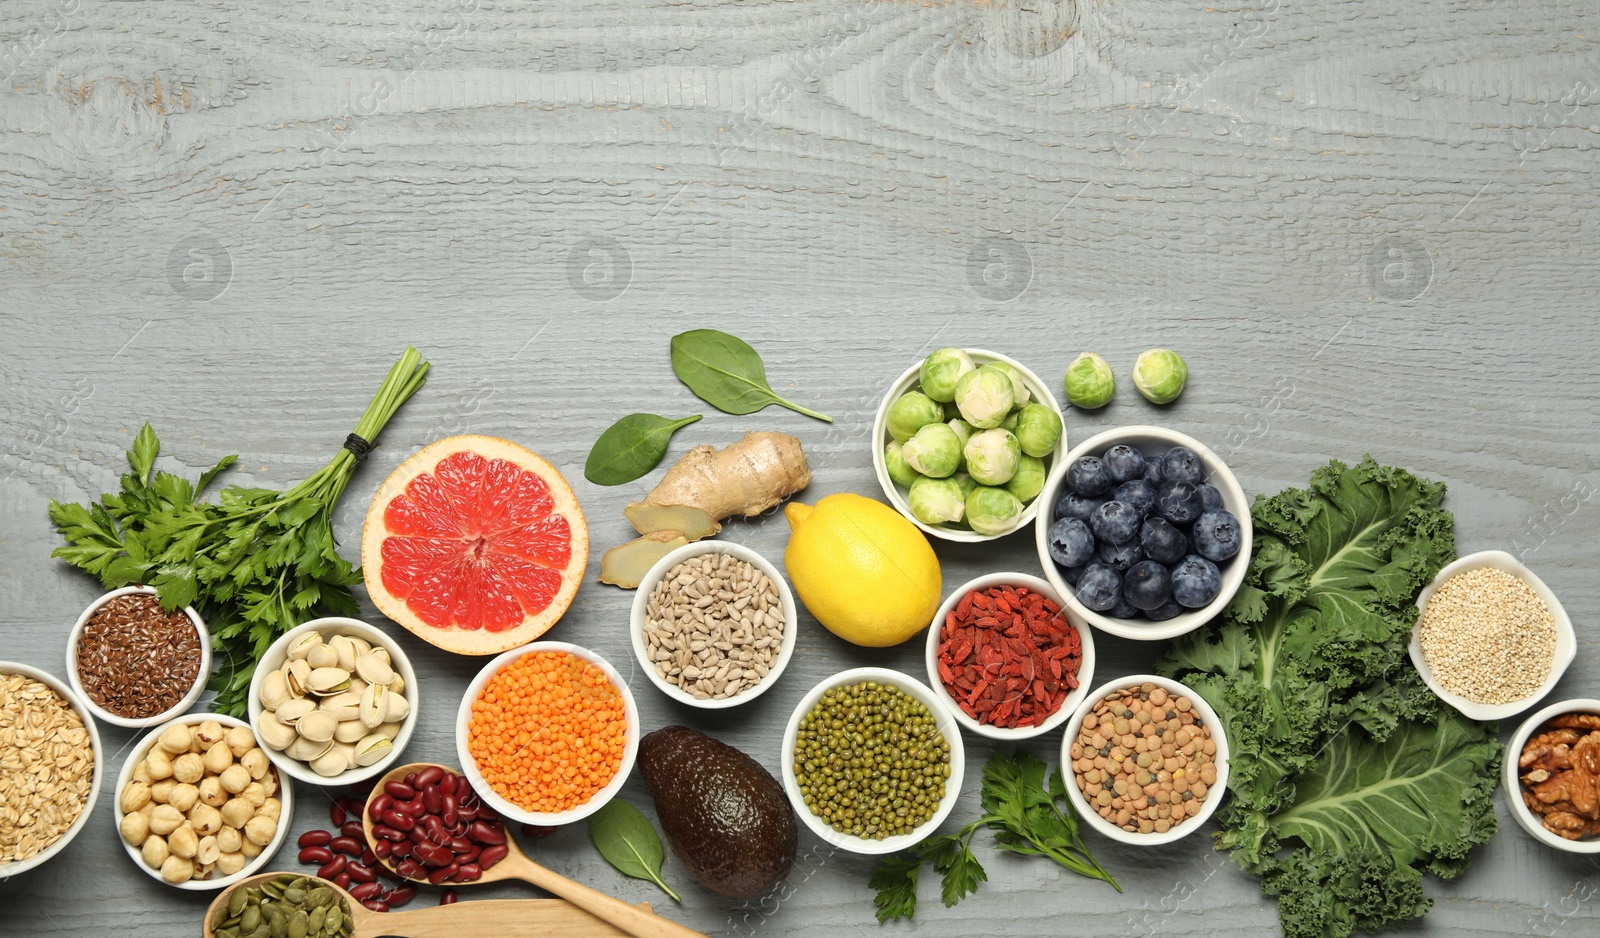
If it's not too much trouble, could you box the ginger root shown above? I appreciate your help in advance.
[599,531,690,588]
[625,431,811,537]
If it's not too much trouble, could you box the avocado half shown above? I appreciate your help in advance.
[638,725,797,900]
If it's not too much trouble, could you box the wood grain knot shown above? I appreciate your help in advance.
[990,0,1078,58]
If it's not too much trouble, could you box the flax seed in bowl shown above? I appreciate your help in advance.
[0,662,103,877]
[1408,550,1577,722]
[66,586,211,730]
[629,541,799,709]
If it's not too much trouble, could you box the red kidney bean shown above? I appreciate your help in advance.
[330,802,348,827]
[385,781,416,800]
[452,863,482,882]
[347,862,377,884]
[422,815,444,837]
[455,845,481,866]
[382,810,416,832]
[395,859,426,880]
[439,889,458,906]
[415,765,445,790]
[408,827,429,845]
[372,825,406,842]
[435,772,456,795]
[361,899,390,913]
[368,793,394,821]
[414,842,452,867]
[466,821,504,845]
[340,821,365,840]
[299,846,334,864]
[428,863,460,885]
[318,855,347,880]
[329,836,364,857]
[396,799,429,819]
[521,824,556,837]
[403,770,418,785]
[348,881,384,901]
[440,794,458,828]
[384,885,418,907]
[423,787,442,814]
[446,836,472,854]
[362,847,377,866]
[333,872,351,890]
[298,830,333,849]
[477,844,509,869]
[373,839,392,859]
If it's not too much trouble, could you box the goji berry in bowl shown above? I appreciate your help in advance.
[924,573,1095,741]
[1060,674,1230,846]
[455,641,639,827]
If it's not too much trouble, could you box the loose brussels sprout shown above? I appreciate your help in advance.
[907,475,967,525]
[1004,453,1046,503]
[886,390,944,443]
[884,441,921,488]
[901,423,963,478]
[918,348,975,403]
[988,362,1032,408]
[1132,348,1188,404]
[1013,402,1063,457]
[1063,352,1116,409]
[953,364,1016,429]
[947,418,976,451]
[965,485,1024,535]
[963,428,1021,486]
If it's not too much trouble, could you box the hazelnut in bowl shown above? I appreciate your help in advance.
[66,585,211,730]
[113,713,294,889]
[1504,698,1600,853]
[248,617,419,787]
[924,573,1094,741]
[1036,426,1251,642]
[872,348,1066,542]
[1060,674,1229,845]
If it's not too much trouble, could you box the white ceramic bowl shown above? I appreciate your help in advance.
[65,586,211,729]
[1035,426,1252,642]
[112,712,294,890]
[780,667,966,855]
[1409,550,1577,722]
[456,641,640,826]
[924,573,1095,741]
[872,348,1066,543]
[1060,674,1230,846]
[247,617,419,787]
[630,541,799,709]
[0,662,103,880]
[1503,697,1600,853]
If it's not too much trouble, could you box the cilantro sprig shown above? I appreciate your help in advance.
[870,750,1119,922]
[49,347,429,717]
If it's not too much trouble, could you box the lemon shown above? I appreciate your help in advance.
[783,494,943,647]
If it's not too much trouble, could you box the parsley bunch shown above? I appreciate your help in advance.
[870,750,1119,922]
[48,347,429,717]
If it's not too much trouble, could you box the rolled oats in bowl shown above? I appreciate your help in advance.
[0,671,96,866]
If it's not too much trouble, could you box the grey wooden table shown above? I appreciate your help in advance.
[3,0,1598,935]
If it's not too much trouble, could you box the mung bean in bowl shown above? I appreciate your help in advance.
[0,662,102,879]
[66,585,211,730]
[1408,550,1576,723]
[113,712,295,890]
[925,572,1094,741]
[780,667,965,855]
[1060,674,1229,846]
[629,541,799,709]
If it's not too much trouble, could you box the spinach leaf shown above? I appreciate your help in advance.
[586,800,682,902]
[585,413,701,486]
[670,329,832,422]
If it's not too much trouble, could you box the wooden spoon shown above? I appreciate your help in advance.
[362,762,706,938]
[202,871,644,938]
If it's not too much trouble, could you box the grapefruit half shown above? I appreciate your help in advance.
[361,435,588,655]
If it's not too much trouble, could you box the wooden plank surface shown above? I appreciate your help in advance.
[2,0,1598,935]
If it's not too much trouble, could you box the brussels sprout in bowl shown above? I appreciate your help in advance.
[873,349,1066,543]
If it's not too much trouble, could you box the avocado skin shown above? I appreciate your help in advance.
[638,725,797,900]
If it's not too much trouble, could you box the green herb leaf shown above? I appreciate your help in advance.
[130,422,160,480]
[584,413,702,486]
[586,800,681,903]
[869,851,925,923]
[669,329,831,422]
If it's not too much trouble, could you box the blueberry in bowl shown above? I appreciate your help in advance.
[1035,427,1251,642]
